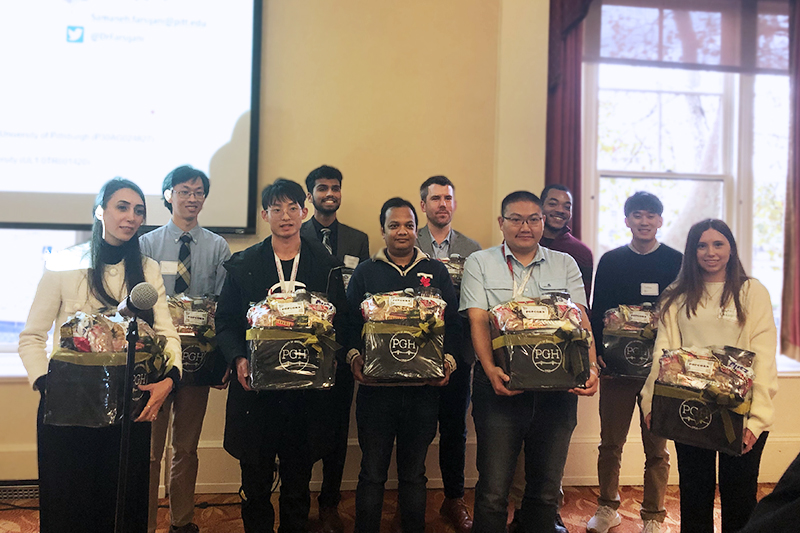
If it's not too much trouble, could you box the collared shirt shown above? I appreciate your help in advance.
[310,217,339,257]
[428,228,454,260]
[140,220,231,297]
[459,244,587,311]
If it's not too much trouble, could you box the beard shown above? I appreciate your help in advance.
[313,198,340,215]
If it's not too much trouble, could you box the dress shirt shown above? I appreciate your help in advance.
[427,228,454,260]
[140,220,231,297]
[459,244,587,311]
[310,217,339,257]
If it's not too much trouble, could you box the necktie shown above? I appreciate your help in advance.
[175,233,192,294]
[320,227,333,255]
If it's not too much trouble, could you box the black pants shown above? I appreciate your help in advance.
[37,393,151,533]
[240,448,315,533]
[675,432,768,533]
[740,448,800,532]
[318,363,355,509]
[438,360,472,499]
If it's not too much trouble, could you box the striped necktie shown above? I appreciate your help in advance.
[175,233,192,294]
[320,227,333,255]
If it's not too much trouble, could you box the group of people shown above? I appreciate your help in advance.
[18,164,780,533]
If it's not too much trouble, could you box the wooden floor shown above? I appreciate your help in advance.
[0,485,776,533]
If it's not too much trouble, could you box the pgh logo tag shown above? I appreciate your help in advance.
[623,340,651,366]
[531,342,563,373]
[132,362,148,401]
[390,332,419,362]
[182,345,205,373]
[279,341,310,373]
[679,399,713,430]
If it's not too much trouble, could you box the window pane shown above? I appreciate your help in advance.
[752,74,789,326]
[597,66,724,174]
[597,176,724,258]
[663,9,723,65]
[600,5,660,61]
[757,2,790,71]
[0,229,79,347]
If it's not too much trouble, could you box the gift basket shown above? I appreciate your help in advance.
[44,312,168,427]
[246,290,338,390]
[601,304,658,378]
[168,293,226,386]
[490,294,590,390]
[650,345,755,455]
[360,287,446,382]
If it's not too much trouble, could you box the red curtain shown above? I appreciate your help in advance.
[545,0,593,239]
[782,0,800,360]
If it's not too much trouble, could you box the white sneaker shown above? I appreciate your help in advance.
[642,520,661,533]
[587,505,622,533]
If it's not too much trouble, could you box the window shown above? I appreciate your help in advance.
[583,0,790,328]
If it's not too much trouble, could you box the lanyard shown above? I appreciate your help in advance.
[274,251,300,293]
[503,243,535,299]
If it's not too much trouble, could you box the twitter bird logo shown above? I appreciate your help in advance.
[67,26,84,43]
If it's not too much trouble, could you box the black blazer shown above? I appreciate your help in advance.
[216,236,345,462]
[301,219,370,263]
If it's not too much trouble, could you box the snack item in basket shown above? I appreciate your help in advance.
[490,294,582,334]
[360,287,446,323]
[167,293,217,334]
[603,303,658,335]
[656,346,755,398]
[247,291,335,332]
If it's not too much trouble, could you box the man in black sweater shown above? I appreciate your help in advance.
[587,192,683,533]
[346,197,461,533]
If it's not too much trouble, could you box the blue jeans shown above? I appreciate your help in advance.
[355,385,439,533]
[471,371,578,533]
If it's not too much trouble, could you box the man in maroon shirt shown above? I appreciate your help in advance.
[540,184,593,303]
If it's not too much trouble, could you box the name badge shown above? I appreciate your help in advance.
[719,307,738,322]
[161,261,178,275]
[343,255,359,269]
[640,283,659,296]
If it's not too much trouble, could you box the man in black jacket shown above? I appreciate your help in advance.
[216,179,346,533]
[347,197,462,533]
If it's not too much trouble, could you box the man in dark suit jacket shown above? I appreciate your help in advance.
[301,165,370,266]
[416,175,481,533]
[300,165,369,533]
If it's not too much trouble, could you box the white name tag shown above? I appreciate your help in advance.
[343,255,360,269]
[640,283,659,296]
[389,296,415,308]
[686,359,716,377]
[520,305,551,319]
[161,261,178,276]
[277,302,305,316]
[184,310,208,326]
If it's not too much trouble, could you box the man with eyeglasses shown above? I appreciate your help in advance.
[460,190,598,533]
[140,165,231,533]
[215,179,348,533]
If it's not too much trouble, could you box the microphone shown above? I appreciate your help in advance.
[117,282,159,318]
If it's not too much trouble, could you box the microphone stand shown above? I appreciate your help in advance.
[114,316,139,533]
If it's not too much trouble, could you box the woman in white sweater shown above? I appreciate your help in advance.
[19,178,181,533]
[640,219,778,533]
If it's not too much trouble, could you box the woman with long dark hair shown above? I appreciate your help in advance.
[19,177,182,533]
[640,219,778,533]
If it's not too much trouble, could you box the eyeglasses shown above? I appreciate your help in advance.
[502,215,542,227]
[173,190,206,199]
